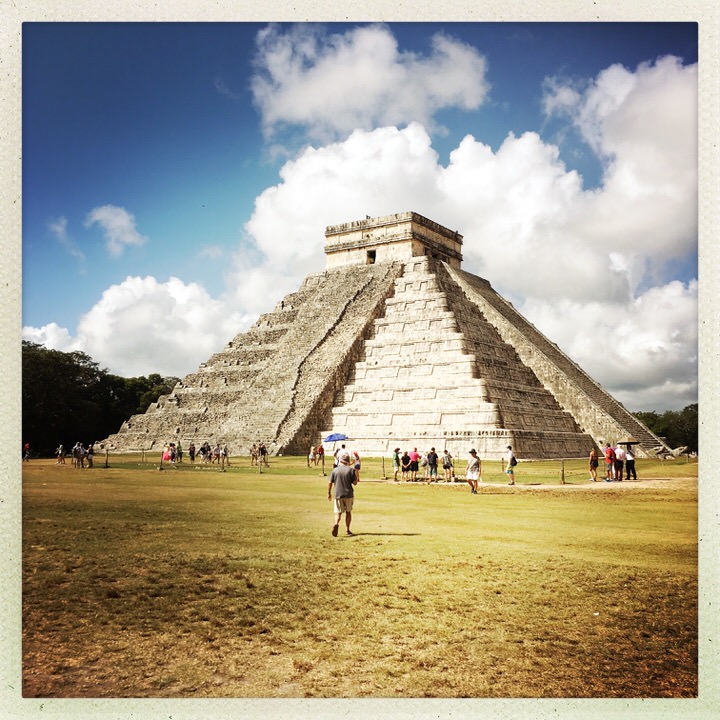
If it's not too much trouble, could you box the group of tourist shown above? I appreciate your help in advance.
[67,441,94,468]
[158,441,232,467]
[590,442,638,482]
[250,442,270,471]
[306,445,326,467]
[186,441,231,467]
[328,443,520,537]
[388,445,517,490]
[391,447,450,483]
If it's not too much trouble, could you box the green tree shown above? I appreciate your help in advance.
[635,404,698,453]
[22,341,178,456]
[22,341,115,455]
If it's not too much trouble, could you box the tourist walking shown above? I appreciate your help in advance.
[259,441,269,467]
[327,450,358,537]
[466,449,481,494]
[221,443,230,469]
[506,445,517,485]
[589,447,599,482]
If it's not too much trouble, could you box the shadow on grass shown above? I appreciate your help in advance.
[343,532,421,537]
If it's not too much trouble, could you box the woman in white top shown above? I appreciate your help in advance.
[466,449,481,494]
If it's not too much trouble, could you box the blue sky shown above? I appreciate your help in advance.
[21,21,698,411]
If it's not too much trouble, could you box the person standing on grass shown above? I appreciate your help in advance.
[401,450,411,481]
[392,447,401,481]
[613,443,626,481]
[506,445,516,485]
[589,447,599,482]
[426,447,439,483]
[259,441,269,467]
[466,449,481,494]
[333,443,347,468]
[604,443,616,482]
[442,450,454,482]
[328,450,358,537]
[409,447,421,481]
[625,445,638,480]
[221,443,230,469]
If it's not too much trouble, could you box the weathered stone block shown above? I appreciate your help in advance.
[101,212,668,459]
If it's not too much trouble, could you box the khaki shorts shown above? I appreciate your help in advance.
[334,497,354,514]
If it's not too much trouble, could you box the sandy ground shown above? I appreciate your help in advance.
[372,474,698,492]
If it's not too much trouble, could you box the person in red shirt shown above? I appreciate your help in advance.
[604,443,616,482]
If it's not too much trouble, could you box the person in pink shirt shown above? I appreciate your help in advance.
[408,447,421,482]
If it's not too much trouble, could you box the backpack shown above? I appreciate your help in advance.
[510,455,517,467]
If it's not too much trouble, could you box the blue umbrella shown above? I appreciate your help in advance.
[324,432,348,443]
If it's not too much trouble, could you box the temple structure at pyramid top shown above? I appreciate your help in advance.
[101,211,669,460]
[325,211,463,269]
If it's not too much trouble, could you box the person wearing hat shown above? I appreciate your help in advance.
[392,448,401,481]
[466,449,481,494]
[328,450,358,536]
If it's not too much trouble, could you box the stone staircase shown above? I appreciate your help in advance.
[101,250,666,460]
[445,265,668,457]
[324,257,594,459]
[102,262,403,454]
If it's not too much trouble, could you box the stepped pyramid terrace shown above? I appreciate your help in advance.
[102,211,669,459]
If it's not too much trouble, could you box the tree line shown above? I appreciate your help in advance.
[21,341,699,458]
[635,404,698,454]
[22,341,179,456]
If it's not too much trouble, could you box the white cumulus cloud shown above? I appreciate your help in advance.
[241,55,697,410]
[84,205,148,258]
[26,52,696,412]
[251,24,490,142]
[22,322,81,353]
[24,276,253,378]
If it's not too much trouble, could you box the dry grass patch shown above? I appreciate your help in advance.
[22,455,697,698]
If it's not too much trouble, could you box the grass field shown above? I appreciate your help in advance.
[22,454,698,698]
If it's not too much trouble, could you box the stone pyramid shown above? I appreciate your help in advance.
[102,212,668,459]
